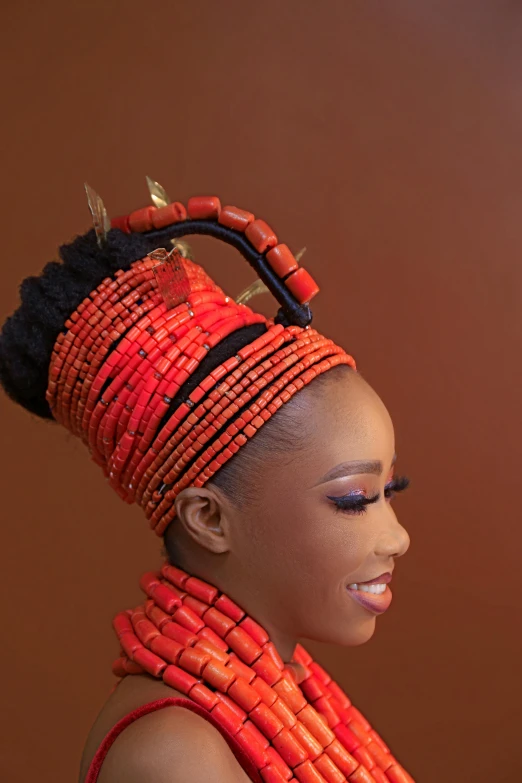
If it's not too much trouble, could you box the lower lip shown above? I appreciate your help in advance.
[346,584,392,614]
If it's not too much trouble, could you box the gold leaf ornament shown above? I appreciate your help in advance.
[84,183,111,248]
[146,176,170,209]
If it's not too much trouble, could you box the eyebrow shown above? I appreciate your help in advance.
[314,454,397,486]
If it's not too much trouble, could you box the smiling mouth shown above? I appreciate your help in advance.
[347,583,387,595]
[346,583,393,614]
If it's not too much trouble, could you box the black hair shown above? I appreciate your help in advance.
[0,227,351,567]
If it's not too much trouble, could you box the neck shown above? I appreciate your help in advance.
[177,555,299,664]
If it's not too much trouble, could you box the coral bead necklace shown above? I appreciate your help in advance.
[112,563,415,783]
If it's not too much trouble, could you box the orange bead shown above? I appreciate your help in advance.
[152,583,182,614]
[348,765,375,783]
[198,626,230,651]
[314,753,347,783]
[228,677,262,712]
[210,701,244,736]
[111,215,130,233]
[188,682,220,710]
[219,205,255,231]
[235,724,270,769]
[187,196,221,219]
[327,681,352,710]
[285,267,320,304]
[242,719,270,749]
[314,696,341,729]
[290,722,323,761]
[162,663,198,694]
[262,642,284,670]
[348,706,371,731]
[368,730,390,754]
[249,703,284,739]
[245,219,278,253]
[334,723,360,752]
[172,605,205,633]
[352,745,375,771]
[202,658,237,691]
[203,606,236,637]
[161,563,190,589]
[132,646,167,677]
[366,741,393,772]
[179,647,211,676]
[226,626,263,664]
[324,739,359,776]
[227,654,257,684]
[261,765,289,783]
[273,676,307,713]
[271,697,297,729]
[128,206,156,233]
[149,634,183,664]
[297,705,335,746]
[183,595,208,617]
[293,759,324,783]
[265,747,293,780]
[239,616,270,646]
[272,727,309,768]
[251,675,278,707]
[151,202,187,228]
[385,765,414,783]
[162,620,198,647]
[185,575,219,604]
[252,653,282,686]
[214,593,246,622]
[301,676,327,702]
[217,692,248,722]
[368,768,390,783]
[348,720,372,746]
[194,639,230,664]
[266,244,299,278]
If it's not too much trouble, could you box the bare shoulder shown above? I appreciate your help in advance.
[96,703,251,783]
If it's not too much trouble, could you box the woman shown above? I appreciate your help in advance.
[0,184,413,783]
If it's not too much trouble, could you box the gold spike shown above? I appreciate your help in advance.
[235,279,270,306]
[171,239,195,260]
[84,183,110,248]
[295,246,307,262]
[146,176,170,208]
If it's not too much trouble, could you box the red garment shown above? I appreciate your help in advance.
[84,696,262,783]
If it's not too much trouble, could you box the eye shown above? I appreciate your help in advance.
[327,492,379,515]
[328,475,410,515]
[384,475,410,501]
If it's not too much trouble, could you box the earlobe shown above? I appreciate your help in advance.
[174,487,230,554]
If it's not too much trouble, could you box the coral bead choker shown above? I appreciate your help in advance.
[112,563,415,783]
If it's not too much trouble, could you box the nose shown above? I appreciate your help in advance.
[375,507,410,559]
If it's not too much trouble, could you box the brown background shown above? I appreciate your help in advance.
[1,2,521,781]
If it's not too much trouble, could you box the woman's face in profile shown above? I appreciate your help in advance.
[219,369,411,652]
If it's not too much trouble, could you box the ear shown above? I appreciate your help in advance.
[173,486,231,554]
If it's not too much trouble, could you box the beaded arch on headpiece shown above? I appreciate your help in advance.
[46,184,357,535]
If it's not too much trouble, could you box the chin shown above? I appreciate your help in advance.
[307,616,377,648]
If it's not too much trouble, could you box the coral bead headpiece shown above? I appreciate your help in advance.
[46,180,356,535]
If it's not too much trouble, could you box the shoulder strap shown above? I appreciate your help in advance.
[84,696,262,783]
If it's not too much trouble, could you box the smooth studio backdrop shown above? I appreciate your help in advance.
[1,2,521,781]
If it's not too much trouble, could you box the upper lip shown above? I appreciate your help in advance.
[349,572,393,586]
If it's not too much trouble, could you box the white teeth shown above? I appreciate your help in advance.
[348,583,386,595]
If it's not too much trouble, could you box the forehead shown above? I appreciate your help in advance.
[290,371,395,477]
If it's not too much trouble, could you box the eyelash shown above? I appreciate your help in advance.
[327,475,410,516]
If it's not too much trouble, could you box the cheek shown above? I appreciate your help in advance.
[250,492,375,584]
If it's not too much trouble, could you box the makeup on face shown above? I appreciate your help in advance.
[315,455,409,516]
[312,455,410,615]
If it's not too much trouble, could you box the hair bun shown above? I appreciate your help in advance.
[0,228,157,419]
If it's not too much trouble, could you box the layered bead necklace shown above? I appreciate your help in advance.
[112,563,415,783]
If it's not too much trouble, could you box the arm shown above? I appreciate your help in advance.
[97,705,251,783]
